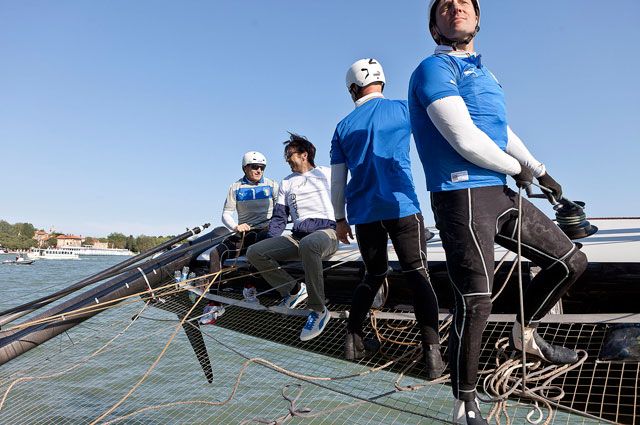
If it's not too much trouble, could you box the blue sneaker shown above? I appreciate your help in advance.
[300,306,330,341]
[277,282,308,309]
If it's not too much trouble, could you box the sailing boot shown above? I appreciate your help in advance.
[344,329,380,360]
[423,343,445,379]
[510,321,578,364]
[453,398,488,425]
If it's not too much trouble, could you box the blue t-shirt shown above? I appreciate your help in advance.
[330,97,421,224]
[408,53,508,192]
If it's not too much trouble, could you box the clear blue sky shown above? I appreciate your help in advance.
[1,1,639,237]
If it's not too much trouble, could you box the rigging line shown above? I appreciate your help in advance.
[99,356,270,425]
[185,244,363,297]
[3,267,233,331]
[517,187,529,390]
[136,267,155,299]
[89,276,217,425]
[191,319,423,382]
[3,267,238,332]
[481,337,590,424]
[4,280,181,331]
[0,317,139,387]
[0,223,212,323]
[102,352,452,425]
[0,301,151,412]
[179,249,365,319]
[191,318,456,423]
[183,263,368,325]
[490,252,520,303]
[392,346,450,391]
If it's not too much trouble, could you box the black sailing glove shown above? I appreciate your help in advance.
[537,172,563,203]
[512,166,533,190]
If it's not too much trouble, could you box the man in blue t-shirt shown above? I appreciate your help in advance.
[330,58,443,378]
[408,1,588,423]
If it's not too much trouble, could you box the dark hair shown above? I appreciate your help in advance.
[283,132,316,167]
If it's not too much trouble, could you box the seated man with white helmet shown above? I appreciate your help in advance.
[208,151,279,285]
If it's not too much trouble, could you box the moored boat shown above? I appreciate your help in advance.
[1,259,35,265]
[26,248,79,260]
[61,246,135,256]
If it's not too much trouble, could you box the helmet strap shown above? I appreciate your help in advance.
[434,24,479,50]
[349,84,360,102]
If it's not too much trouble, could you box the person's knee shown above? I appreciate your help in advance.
[360,272,386,291]
[404,269,431,287]
[299,237,322,256]
[465,295,492,321]
[245,245,261,263]
[567,247,588,277]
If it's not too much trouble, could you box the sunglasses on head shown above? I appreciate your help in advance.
[248,164,265,171]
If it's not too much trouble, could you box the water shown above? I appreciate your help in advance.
[0,255,446,424]
[0,254,601,424]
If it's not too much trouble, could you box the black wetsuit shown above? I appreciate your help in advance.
[431,185,587,401]
[347,213,440,345]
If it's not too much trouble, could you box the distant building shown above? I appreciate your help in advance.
[56,235,83,248]
[92,240,109,249]
[33,230,51,248]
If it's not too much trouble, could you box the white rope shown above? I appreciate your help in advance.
[137,266,156,299]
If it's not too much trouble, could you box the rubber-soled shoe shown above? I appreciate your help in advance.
[510,321,579,364]
[300,307,330,341]
[344,330,381,360]
[452,398,488,425]
[423,344,445,379]
[278,282,308,309]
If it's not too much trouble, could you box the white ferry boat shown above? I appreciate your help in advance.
[26,248,79,260]
[64,246,135,256]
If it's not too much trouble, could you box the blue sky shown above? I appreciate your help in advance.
[1,1,639,237]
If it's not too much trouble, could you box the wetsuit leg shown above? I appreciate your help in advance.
[349,221,389,333]
[385,213,440,344]
[431,187,508,401]
[494,189,588,324]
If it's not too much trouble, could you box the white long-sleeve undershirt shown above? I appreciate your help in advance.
[330,163,348,221]
[505,126,546,177]
[427,96,522,175]
[221,210,237,231]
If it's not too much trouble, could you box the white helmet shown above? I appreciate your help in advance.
[428,0,480,45]
[345,58,386,91]
[241,151,267,168]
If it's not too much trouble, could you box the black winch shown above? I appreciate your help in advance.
[524,183,598,240]
[554,199,598,240]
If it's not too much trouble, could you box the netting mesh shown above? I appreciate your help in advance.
[0,277,633,425]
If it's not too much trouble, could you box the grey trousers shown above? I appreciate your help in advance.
[246,229,338,311]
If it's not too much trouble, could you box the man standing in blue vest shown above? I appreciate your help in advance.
[331,58,444,378]
[408,1,588,423]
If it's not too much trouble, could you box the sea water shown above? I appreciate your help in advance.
[0,255,446,424]
[0,254,600,424]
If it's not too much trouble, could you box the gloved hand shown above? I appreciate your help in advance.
[537,172,562,203]
[512,166,533,190]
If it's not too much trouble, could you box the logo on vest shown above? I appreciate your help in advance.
[451,171,469,183]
